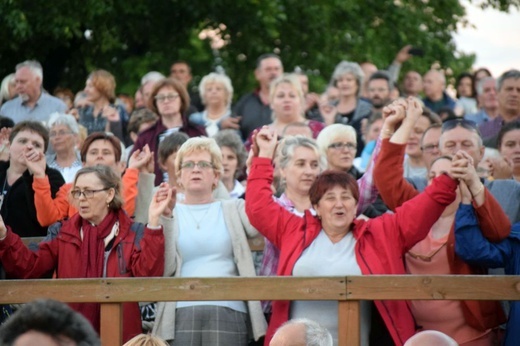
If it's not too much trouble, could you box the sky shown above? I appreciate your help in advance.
[453,2,520,76]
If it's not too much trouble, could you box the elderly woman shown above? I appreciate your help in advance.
[79,70,128,143]
[245,74,324,151]
[213,129,247,198]
[0,121,65,237]
[316,123,363,179]
[189,73,234,137]
[132,78,206,186]
[373,99,510,345]
[152,137,266,345]
[327,61,372,155]
[0,74,16,105]
[0,165,173,342]
[32,132,153,226]
[246,125,459,345]
[46,113,82,182]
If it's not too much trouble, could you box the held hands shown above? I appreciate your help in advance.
[459,180,473,205]
[0,215,6,239]
[404,97,423,124]
[450,150,482,190]
[148,183,176,227]
[381,98,407,136]
[23,148,46,178]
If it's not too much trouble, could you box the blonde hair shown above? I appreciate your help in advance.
[316,124,357,158]
[123,334,168,346]
[175,137,223,179]
[269,73,305,119]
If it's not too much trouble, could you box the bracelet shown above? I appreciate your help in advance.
[381,128,394,136]
[470,183,485,198]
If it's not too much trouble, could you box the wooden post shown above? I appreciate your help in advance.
[100,303,122,345]
[338,300,360,346]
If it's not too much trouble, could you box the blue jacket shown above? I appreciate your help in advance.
[455,204,520,346]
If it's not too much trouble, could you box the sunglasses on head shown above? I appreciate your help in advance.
[441,119,480,135]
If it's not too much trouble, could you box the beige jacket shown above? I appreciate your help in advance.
[152,198,267,342]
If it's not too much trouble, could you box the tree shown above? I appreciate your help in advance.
[0,0,517,99]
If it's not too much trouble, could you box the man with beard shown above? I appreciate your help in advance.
[367,71,392,111]
[232,54,284,140]
[0,60,66,124]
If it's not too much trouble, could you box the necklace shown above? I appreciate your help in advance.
[185,203,213,230]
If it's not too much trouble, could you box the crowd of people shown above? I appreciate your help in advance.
[0,46,519,346]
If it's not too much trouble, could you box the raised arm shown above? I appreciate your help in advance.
[373,99,420,210]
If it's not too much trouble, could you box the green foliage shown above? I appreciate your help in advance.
[0,0,515,98]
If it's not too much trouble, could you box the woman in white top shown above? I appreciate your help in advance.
[46,113,82,183]
[153,137,266,345]
[189,73,234,137]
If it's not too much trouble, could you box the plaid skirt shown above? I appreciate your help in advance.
[172,305,250,346]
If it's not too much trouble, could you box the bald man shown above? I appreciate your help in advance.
[270,318,333,346]
[422,70,456,113]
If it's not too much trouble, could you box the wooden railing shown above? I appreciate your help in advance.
[1,275,519,345]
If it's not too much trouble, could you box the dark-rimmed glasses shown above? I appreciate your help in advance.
[71,188,111,199]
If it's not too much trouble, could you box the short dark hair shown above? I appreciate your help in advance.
[9,120,49,151]
[170,60,192,73]
[421,107,442,125]
[455,72,474,98]
[497,121,520,149]
[256,53,282,70]
[213,130,248,179]
[158,131,189,165]
[127,108,157,135]
[80,132,122,163]
[368,71,392,90]
[0,299,100,345]
[0,115,15,129]
[497,69,520,92]
[309,170,359,206]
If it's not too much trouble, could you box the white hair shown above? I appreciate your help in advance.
[198,72,234,107]
[316,123,357,158]
[0,73,15,102]
[141,71,165,86]
[16,60,43,80]
[276,318,333,346]
[48,112,80,134]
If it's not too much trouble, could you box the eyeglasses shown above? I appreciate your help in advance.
[441,119,479,134]
[328,142,357,151]
[154,93,180,103]
[421,144,440,153]
[70,188,111,199]
[180,160,214,170]
[49,130,73,137]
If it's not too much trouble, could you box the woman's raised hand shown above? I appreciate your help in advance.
[23,148,46,178]
[128,145,153,173]
[381,98,407,137]
[148,183,176,227]
[255,126,278,159]
[404,97,423,123]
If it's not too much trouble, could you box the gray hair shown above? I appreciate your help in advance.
[497,69,520,92]
[276,318,333,346]
[316,123,357,158]
[330,61,364,97]
[16,60,43,80]
[213,129,247,179]
[141,71,165,86]
[277,135,326,171]
[48,112,80,134]
[476,76,495,95]
[199,72,234,107]
[0,73,15,102]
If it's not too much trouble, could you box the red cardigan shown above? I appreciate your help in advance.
[373,138,509,332]
[246,157,458,346]
[0,209,165,342]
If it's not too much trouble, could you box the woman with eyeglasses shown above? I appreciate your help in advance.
[246,124,459,345]
[132,78,206,186]
[374,98,510,345]
[0,121,65,238]
[153,137,266,346]
[244,74,324,151]
[46,113,82,183]
[0,165,173,342]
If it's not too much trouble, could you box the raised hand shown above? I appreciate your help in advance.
[148,183,175,227]
[487,156,513,180]
[404,97,423,123]
[23,149,46,178]
[255,126,278,159]
[381,98,407,137]
[102,105,120,122]
[128,145,152,172]
[0,127,11,161]
[450,151,480,188]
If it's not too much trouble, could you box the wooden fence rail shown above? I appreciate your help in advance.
[1,275,519,345]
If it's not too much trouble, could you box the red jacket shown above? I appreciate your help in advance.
[246,157,458,345]
[0,209,165,342]
[373,139,508,331]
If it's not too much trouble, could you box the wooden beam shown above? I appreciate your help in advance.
[346,275,520,300]
[100,303,122,346]
[338,300,360,346]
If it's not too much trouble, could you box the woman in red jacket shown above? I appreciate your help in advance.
[245,116,459,346]
[0,165,174,342]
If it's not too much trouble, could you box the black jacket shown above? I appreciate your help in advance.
[0,161,65,237]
